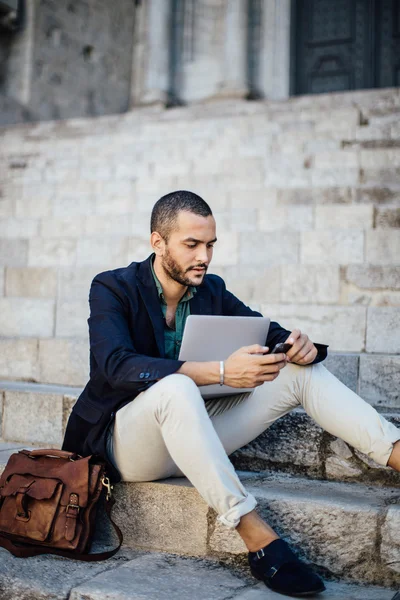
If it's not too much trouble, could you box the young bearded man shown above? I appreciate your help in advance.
[63,190,400,598]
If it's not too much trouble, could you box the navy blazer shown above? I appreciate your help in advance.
[62,254,328,482]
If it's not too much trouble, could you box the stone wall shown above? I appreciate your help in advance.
[0,87,399,385]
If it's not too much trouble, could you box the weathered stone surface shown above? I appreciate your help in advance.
[84,214,137,236]
[55,300,89,337]
[366,231,400,265]
[223,265,280,304]
[58,266,103,299]
[301,231,364,264]
[359,354,400,407]
[346,266,400,290]
[315,205,373,229]
[0,338,39,381]
[77,236,130,267]
[232,411,323,474]
[260,304,366,352]
[279,187,353,205]
[2,390,63,445]
[360,168,400,189]
[230,188,277,209]
[28,238,77,267]
[0,546,141,600]
[211,232,238,267]
[0,267,3,296]
[258,206,313,232]
[40,216,86,237]
[110,480,209,555]
[0,239,28,266]
[325,456,364,480]
[381,506,400,575]
[360,148,400,169]
[5,267,57,297]
[0,218,39,238]
[234,581,395,599]
[39,338,89,386]
[0,298,54,337]
[70,553,246,600]
[366,307,400,354]
[311,168,359,187]
[239,232,299,265]
[375,207,400,228]
[281,265,340,304]
[324,353,359,392]
[63,393,78,433]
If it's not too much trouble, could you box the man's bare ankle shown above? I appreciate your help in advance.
[236,509,280,552]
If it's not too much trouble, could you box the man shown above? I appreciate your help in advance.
[63,190,400,598]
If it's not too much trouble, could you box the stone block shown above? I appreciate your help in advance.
[278,187,353,205]
[323,353,359,392]
[315,205,373,229]
[0,218,39,238]
[77,237,130,267]
[40,216,85,238]
[213,209,257,232]
[0,239,28,266]
[15,186,54,218]
[229,188,277,209]
[360,148,400,169]
[223,265,280,304]
[112,480,209,555]
[3,390,63,445]
[70,553,245,600]
[359,354,400,407]
[52,191,96,217]
[63,394,78,434]
[56,300,89,337]
[0,267,3,296]
[354,187,400,204]
[345,266,400,290]
[232,411,323,473]
[366,307,400,353]
[127,238,153,263]
[0,338,39,381]
[361,168,400,189]
[258,206,313,232]
[311,168,359,187]
[5,267,57,297]
[366,231,400,264]
[28,238,77,267]
[301,231,364,264]
[375,207,400,228]
[281,265,340,304]
[313,150,359,170]
[233,581,393,600]
[58,266,103,299]
[239,232,299,266]
[84,214,136,236]
[259,304,366,352]
[0,298,55,337]
[39,338,89,386]
[381,506,400,575]
[210,232,238,267]
[325,456,364,480]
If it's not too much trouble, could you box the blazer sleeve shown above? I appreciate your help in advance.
[220,278,328,365]
[88,274,185,392]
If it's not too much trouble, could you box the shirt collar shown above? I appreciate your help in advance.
[150,255,197,304]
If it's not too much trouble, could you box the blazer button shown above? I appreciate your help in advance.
[145,373,149,378]
[139,372,144,379]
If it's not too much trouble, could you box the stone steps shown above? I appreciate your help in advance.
[1,445,398,590]
[0,547,396,600]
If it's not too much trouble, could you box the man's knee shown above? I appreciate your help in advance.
[156,373,204,413]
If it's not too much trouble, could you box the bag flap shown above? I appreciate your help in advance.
[1,474,60,500]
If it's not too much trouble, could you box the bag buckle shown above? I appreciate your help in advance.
[66,503,80,515]
[101,476,113,501]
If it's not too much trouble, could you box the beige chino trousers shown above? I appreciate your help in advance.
[109,362,400,529]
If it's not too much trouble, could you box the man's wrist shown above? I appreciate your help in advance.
[219,360,224,386]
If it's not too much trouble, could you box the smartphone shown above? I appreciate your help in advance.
[271,342,292,354]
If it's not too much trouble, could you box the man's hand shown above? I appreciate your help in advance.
[285,329,317,365]
[224,344,287,388]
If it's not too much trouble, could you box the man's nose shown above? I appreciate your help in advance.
[195,246,209,264]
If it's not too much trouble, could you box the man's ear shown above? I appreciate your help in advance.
[151,231,165,256]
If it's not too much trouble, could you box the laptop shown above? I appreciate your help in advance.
[178,315,270,398]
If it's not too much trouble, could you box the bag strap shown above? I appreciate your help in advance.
[19,449,81,461]
[0,496,123,561]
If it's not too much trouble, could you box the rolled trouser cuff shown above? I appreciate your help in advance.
[217,492,258,529]
[370,415,400,466]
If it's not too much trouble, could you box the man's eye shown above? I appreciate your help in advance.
[208,244,215,248]
[187,244,196,248]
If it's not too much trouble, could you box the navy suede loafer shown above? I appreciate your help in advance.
[248,539,326,597]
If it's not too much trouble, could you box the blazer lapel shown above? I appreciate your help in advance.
[189,284,210,315]
[136,255,166,357]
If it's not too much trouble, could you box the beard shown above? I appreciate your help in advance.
[161,247,208,287]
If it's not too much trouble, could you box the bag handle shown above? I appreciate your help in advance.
[19,449,81,461]
[0,496,123,562]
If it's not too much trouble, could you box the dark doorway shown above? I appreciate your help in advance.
[292,0,400,95]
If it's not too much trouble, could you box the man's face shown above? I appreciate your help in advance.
[160,211,217,287]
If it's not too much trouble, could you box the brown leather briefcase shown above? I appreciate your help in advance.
[0,448,122,561]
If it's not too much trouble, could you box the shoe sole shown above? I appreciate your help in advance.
[250,566,326,597]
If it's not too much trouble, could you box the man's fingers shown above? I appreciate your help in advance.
[297,347,317,365]
[242,344,269,354]
[287,334,309,361]
[287,328,301,345]
[257,352,287,365]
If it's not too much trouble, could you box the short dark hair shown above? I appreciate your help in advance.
[150,190,212,241]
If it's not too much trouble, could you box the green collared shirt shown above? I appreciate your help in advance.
[150,257,197,360]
